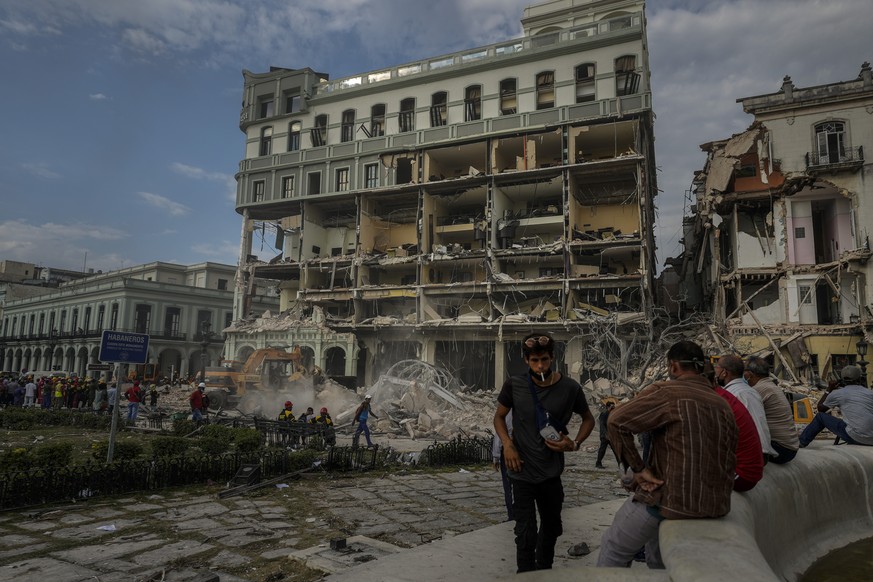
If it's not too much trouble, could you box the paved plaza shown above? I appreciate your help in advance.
[0,436,629,581]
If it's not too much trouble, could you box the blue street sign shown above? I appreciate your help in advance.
[99,331,150,364]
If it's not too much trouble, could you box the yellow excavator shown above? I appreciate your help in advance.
[203,346,320,414]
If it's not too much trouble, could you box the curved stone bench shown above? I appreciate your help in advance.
[517,441,873,581]
[660,441,873,581]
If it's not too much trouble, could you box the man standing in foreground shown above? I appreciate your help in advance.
[799,365,873,447]
[597,340,737,569]
[494,333,595,573]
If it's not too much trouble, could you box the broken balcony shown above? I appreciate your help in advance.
[490,289,564,323]
[298,263,354,302]
[493,175,564,250]
[300,199,357,263]
[359,194,419,260]
[805,145,864,173]
[491,130,563,174]
[567,285,643,318]
[354,296,417,326]
[492,254,564,286]
[421,256,488,288]
[357,261,418,299]
[570,120,639,164]
[424,185,488,255]
[423,141,487,183]
[420,293,491,325]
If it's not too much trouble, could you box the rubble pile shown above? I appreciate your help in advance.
[362,360,496,440]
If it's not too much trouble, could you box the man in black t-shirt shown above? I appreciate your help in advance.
[494,332,595,573]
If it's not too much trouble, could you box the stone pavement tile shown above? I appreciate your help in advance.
[57,513,96,525]
[132,540,215,566]
[0,534,40,547]
[0,557,100,582]
[259,521,296,531]
[51,536,166,565]
[209,549,250,568]
[173,517,224,531]
[135,566,222,581]
[258,512,286,520]
[228,509,259,517]
[15,521,57,532]
[92,557,149,573]
[51,518,142,541]
[214,528,281,548]
[211,573,251,582]
[127,502,166,512]
[88,507,125,519]
[0,543,50,561]
[278,537,301,547]
[432,491,480,501]
[259,548,292,560]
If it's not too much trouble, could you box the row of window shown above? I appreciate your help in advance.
[252,163,380,201]
[3,306,222,339]
[256,57,639,156]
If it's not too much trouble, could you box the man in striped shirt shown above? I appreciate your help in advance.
[597,340,738,569]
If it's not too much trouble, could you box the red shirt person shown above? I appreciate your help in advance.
[715,386,764,491]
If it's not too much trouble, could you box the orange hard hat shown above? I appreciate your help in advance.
[285,401,293,408]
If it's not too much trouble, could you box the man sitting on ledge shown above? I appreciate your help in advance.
[799,365,873,447]
[597,340,738,569]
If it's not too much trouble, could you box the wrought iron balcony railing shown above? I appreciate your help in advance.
[805,146,864,171]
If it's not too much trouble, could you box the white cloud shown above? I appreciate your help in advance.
[171,162,237,201]
[0,219,128,271]
[20,162,61,180]
[88,92,108,100]
[191,239,240,262]
[137,191,191,217]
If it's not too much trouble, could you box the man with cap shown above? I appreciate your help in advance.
[312,407,336,446]
[190,382,207,422]
[799,365,873,447]
[125,380,145,424]
[353,395,378,447]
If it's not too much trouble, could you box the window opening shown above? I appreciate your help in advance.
[308,172,321,195]
[399,98,416,132]
[536,71,555,109]
[341,109,355,142]
[311,114,327,147]
[259,126,272,156]
[365,163,380,188]
[371,104,386,137]
[253,181,265,202]
[430,91,447,127]
[815,122,847,164]
[282,176,295,198]
[575,63,596,103]
[259,98,274,119]
[499,79,517,115]
[464,85,481,121]
[335,168,350,191]
[288,121,301,151]
[615,55,639,96]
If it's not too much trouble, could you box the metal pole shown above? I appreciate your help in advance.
[107,363,122,462]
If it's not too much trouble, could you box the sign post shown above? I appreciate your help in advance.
[99,330,150,463]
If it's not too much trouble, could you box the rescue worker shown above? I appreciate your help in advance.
[189,383,206,423]
[312,406,336,446]
[278,401,298,445]
[353,395,378,448]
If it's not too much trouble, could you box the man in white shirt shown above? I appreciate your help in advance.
[24,377,37,407]
[715,355,775,458]
[800,365,873,447]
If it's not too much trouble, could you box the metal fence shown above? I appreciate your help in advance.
[325,445,379,471]
[0,449,314,509]
[423,435,492,466]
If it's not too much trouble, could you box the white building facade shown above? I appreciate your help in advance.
[230,0,658,390]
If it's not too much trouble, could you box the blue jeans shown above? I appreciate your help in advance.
[353,421,371,446]
[192,408,203,422]
[127,402,139,422]
[511,476,564,572]
[799,412,860,446]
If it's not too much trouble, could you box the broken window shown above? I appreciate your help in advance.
[253,180,265,202]
[288,121,301,151]
[259,126,272,156]
[575,63,596,103]
[500,78,517,115]
[308,172,321,195]
[258,97,274,119]
[370,104,386,137]
[282,175,295,198]
[430,91,447,127]
[464,85,481,121]
[311,114,327,147]
[536,71,555,110]
[399,98,416,132]
[335,168,349,192]
[341,109,355,142]
[814,121,847,164]
[365,163,380,188]
[615,55,639,96]
[285,90,301,114]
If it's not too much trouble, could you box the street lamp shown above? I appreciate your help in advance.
[199,322,214,384]
[856,337,868,387]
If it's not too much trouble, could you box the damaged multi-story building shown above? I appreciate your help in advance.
[675,63,873,385]
[227,0,658,390]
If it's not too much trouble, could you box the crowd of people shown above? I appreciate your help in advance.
[492,333,873,573]
[276,399,336,446]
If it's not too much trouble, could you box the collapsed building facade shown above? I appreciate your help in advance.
[227,0,658,391]
[673,64,873,385]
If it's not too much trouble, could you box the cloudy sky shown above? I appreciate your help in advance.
[0,0,870,274]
